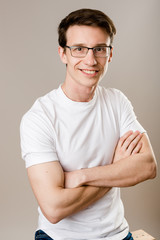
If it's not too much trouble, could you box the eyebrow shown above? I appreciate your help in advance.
[70,43,108,47]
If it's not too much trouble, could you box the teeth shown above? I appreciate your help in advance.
[83,70,96,74]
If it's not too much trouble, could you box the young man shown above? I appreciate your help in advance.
[20,9,157,240]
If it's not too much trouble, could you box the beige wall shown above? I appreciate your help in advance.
[1,0,159,239]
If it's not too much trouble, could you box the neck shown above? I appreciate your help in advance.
[61,82,97,102]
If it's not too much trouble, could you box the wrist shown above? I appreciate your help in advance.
[65,169,87,188]
[78,168,87,187]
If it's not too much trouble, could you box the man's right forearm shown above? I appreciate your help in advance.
[28,161,111,225]
[42,185,110,224]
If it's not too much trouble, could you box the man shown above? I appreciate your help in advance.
[20,9,157,240]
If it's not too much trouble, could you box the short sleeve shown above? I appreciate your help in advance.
[20,109,58,168]
[117,90,146,137]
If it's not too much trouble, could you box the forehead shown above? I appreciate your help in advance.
[66,25,110,46]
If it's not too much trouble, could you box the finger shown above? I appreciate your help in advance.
[131,141,143,155]
[122,131,141,150]
[127,133,143,154]
[118,130,133,147]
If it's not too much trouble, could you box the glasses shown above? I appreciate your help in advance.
[65,45,112,58]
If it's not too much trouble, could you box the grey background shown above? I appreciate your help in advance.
[0,0,159,239]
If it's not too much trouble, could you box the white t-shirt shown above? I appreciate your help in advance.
[20,85,145,240]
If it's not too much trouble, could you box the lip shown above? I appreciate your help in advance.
[80,69,99,77]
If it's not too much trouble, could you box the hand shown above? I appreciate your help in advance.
[64,170,81,189]
[65,171,112,196]
[113,130,143,163]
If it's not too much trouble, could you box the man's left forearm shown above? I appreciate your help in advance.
[73,153,156,188]
[65,133,157,189]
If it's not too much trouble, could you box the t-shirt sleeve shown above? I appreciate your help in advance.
[20,110,58,168]
[117,90,146,137]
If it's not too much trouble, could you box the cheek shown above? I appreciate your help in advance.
[67,58,82,69]
[100,61,109,78]
[100,59,108,71]
[66,60,81,77]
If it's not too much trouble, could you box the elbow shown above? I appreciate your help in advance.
[45,216,58,224]
[47,214,61,224]
[135,156,157,185]
[48,217,61,224]
[47,208,64,224]
[149,159,157,179]
[144,155,157,181]
[41,205,64,224]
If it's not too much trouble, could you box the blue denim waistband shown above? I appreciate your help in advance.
[123,232,134,240]
[35,230,133,240]
[35,230,53,240]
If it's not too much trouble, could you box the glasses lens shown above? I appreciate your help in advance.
[94,47,110,57]
[70,46,111,58]
[71,47,87,57]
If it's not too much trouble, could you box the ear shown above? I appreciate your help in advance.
[58,46,67,64]
[108,46,113,63]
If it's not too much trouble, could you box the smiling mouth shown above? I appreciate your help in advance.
[80,69,99,75]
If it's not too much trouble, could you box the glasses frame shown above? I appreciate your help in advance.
[65,45,112,58]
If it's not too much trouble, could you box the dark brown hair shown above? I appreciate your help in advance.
[58,8,116,48]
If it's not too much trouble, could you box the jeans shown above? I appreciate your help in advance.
[35,230,54,240]
[123,232,134,240]
[35,230,133,240]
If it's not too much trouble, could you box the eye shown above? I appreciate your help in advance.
[95,47,106,52]
[74,47,84,52]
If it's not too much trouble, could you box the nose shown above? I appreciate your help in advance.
[83,49,97,66]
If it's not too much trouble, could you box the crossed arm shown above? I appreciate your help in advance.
[27,162,110,224]
[27,131,157,224]
[65,131,157,189]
